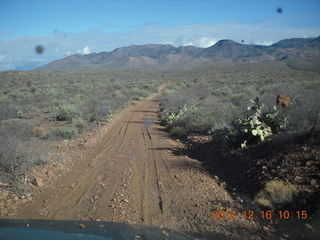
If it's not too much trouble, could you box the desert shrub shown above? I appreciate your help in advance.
[161,86,241,136]
[284,88,320,132]
[212,85,233,98]
[81,98,102,120]
[46,125,78,140]
[32,127,46,138]
[0,102,19,121]
[210,98,288,150]
[43,105,60,114]
[142,84,151,89]
[0,94,9,104]
[46,88,60,97]
[172,110,217,134]
[83,102,115,124]
[243,86,257,98]
[112,90,124,98]
[254,180,300,209]
[72,117,87,132]
[56,104,79,121]
[230,93,246,106]
[69,94,83,105]
[170,126,187,138]
[165,104,197,125]
[162,103,227,136]
[132,96,144,101]
[0,120,46,176]
[211,127,235,153]
[163,88,176,95]
[258,83,319,129]
[161,87,201,112]
[136,88,151,98]
[258,84,278,95]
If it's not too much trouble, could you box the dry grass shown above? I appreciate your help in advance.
[254,180,300,209]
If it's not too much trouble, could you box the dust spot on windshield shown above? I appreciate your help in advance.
[35,45,44,54]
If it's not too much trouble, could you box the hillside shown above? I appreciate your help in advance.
[35,36,320,71]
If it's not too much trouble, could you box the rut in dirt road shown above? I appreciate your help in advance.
[13,85,266,240]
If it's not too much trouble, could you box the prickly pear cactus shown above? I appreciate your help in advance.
[233,97,285,148]
[166,104,197,125]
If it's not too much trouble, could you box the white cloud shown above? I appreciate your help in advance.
[82,46,90,55]
[196,37,217,48]
[181,37,217,47]
[255,40,274,46]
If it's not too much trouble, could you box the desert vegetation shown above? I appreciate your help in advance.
[161,61,320,137]
[0,69,164,192]
[159,60,320,231]
[0,59,319,238]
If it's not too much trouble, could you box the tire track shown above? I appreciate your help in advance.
[50,121,130,218]
[139,100,169,225]
[15,111,134,219]
[51,113,136,219]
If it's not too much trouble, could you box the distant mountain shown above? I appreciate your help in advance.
[35,36,320,71]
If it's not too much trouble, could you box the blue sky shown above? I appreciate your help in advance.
[0,0,319,70]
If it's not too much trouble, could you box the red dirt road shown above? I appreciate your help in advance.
[13,84,266,239]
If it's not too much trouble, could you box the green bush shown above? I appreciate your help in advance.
[175,110,215,134]
[213,85,233,98]
[0,94,9,104]
[87,109,115,125]
[46,125,78,140]
[56,104,79,121]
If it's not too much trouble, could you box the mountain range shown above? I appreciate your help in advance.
[35,36,320,71]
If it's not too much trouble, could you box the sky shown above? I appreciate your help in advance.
[0,0,319,71]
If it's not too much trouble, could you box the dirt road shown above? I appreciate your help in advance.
[13,84,266,239]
